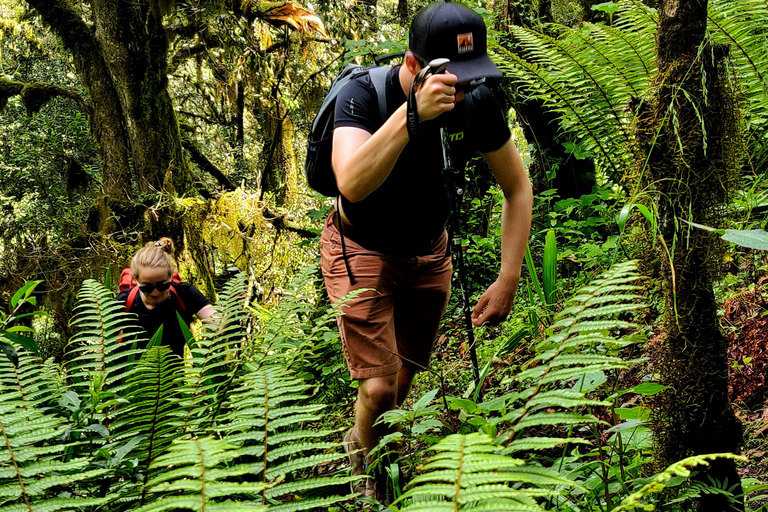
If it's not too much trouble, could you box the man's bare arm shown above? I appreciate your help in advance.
[332,72,458,202]
[471,138,533,326]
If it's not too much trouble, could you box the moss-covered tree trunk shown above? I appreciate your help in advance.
[635,0,744,509]
[26,0,191,207]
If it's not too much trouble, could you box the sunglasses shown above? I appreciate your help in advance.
[138,281,172,294]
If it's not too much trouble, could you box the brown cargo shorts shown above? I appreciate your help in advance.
[320,213,452,380]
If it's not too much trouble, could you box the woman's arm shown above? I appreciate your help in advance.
[195,304,216,323]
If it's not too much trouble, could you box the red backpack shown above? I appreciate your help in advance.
[119,268,189,315]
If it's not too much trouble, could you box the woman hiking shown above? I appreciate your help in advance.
[116,238,215,357]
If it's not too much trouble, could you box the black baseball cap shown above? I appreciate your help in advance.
[408,2,502,85]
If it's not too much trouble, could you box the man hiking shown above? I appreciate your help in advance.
[320,1,533,502]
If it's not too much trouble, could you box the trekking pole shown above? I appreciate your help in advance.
[440,127,482,395]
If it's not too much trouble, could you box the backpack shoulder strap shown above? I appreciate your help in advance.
[169,286,190,317]
[368,66,389,125]
[125,286,140,312]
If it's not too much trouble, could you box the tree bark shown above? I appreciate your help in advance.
[91,0,191,194]
[23,0,134,201]
[636,0,744,509]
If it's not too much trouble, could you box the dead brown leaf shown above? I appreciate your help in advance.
[263,1,328,38]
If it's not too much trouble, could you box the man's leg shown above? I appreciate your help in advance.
[355,373,398,456]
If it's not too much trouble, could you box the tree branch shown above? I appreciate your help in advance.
[0,78,92,115]
[181,138,237,191]
[263,208,318,239]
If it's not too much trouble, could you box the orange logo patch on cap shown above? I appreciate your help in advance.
[457,33,474,54]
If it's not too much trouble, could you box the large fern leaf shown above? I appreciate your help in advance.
[215,366,357,511]
[397,262,644,510]
[0,385,109,511]
[66,279,145,397]
[180,274,249,433]
[135,437,269,512]
[0,347,61,413]
[492,2,656,178]
[499,260,643,448]
[110,345,185,506]
[396,433,568,511]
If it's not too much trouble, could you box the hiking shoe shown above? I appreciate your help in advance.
[343,428,368,495]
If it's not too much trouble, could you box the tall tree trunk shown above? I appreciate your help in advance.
[397,0,408,25]
[23,0,132,202]
[27,0,191,200]
[636,0,744,509]
[501,0,597,200]
[91,0,191,194]
[514,97,596,198]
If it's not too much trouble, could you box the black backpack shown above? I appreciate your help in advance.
[305,65,389,197]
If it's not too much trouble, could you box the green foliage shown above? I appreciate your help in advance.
[379,261,660,510]
[396,432,564,511]
[707,0,768,172]
[136,437,269,512]
[492,0,656,179]
[0,280,45,355]
[0,274,359,511]
[611,453,747,511]
[493,0,768,185]
[246,265,354,403]
[685,220,768,251]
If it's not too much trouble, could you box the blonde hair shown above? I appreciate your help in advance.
[131,237,176,281]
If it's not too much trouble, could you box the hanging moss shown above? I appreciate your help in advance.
[0,78,24,110]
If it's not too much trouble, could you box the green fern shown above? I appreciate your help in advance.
[491,2,656,177]
[0,348,60,413]
[498,260,643,449]
[394,262,644,510]
[215,366,357,511]
[110,346,185,504]
[611,453,747,511]
[0,380,109,511]
[707,0,768,167]
[66,279,144,397]
[135,437,270,512]
[180,274,249,433]
[395,433,570,511]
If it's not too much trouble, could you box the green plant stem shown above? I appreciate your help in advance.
[594,422,612,511]
[439,365,457,433]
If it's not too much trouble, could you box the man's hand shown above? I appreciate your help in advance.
[415,72,458,122]
[471,276,519,326]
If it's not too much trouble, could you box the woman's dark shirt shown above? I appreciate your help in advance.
[116,282,210,357]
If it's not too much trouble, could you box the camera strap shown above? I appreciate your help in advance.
[440,126,482,396]
[406,85,421,139]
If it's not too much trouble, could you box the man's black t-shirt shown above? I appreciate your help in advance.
[116,282,210,357]
[334,65,511,255]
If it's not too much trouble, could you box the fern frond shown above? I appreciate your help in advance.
[500,436,591,455]
[611,453,747,512]
[0,348,60,412]
[215,366,359,509]
[67,279,144,397]
[707,0,768,166]
[0,389,109,511]
[111,346,185,506]
[495,261,644,449]
[136,436,269,512]
[398,433,569,511]
[180,274,249,432]
[491,1,657,178]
